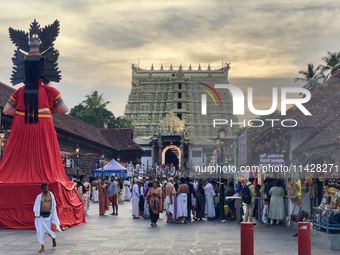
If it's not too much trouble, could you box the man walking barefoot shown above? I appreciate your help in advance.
[108,176,118,215]
[165,178,175,223]
[33,183,61,253]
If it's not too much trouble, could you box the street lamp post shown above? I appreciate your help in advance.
[231,140,237,167]
[231,140,238,185]
[217,126,226,220]
[216,126,226,182]
[76,144,80,181]
[101,151,105,178]
[215,137,221,180]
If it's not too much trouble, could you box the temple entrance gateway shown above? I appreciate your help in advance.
[162,145,181,168]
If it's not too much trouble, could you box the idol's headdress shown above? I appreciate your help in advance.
[9,20,61,123]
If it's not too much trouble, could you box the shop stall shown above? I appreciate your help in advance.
[312,177,340,234]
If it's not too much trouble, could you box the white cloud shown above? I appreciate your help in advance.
[0,0,339,117]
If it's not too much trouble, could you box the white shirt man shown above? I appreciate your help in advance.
[193,180,199,190]
[132,182,140,218]
[205,181,216,219]
[172,166,176,175]
[165,178,175,223]
[124,179,131,201]
[139,166,145,174]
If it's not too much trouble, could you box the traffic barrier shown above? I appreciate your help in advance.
[298,222,311,255]
[241,222,254,255]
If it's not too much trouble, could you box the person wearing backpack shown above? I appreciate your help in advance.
[147,181,163,227]
[243,176,255,223]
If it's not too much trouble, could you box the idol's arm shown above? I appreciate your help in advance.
[54,102,69,114]
[3,101,15,116]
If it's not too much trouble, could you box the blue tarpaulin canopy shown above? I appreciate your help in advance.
[93,158,132,177]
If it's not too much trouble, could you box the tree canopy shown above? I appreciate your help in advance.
[295,63,322,93]
[296,51,340,93]
[69,91,134,129]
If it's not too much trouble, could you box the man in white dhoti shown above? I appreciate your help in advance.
[124,178,131,201]
[33,183,62,253]
[132,181,140,218]
[165,178,175,223]
[205,180,217,220]
[177,177,189,224]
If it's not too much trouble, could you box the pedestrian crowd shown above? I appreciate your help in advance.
[75,175,287,227]
[33,176,288,253]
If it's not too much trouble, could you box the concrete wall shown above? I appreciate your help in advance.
[140,146,153,169]
[191,146,203,170]
[57,133,114,159]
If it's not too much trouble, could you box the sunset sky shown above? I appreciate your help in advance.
[0,0,339,118]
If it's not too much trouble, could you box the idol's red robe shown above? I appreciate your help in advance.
[0,82,85,229]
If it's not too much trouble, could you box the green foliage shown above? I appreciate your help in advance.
[321,52,340,75]
[69,91,134,129]
[295,63,322,93]
[296,51,340,93]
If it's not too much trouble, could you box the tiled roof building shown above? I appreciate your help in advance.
[0,82,14,130]
[0,81,144,178]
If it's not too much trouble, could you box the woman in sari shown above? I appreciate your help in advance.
[98,179,109,215]
[147,181,163,227]
[118,179,125,204]
[83,178,91,213]
[77,177,89,215]
[91,180,99,203]
[172,180,179,223]
[195,181,206,220]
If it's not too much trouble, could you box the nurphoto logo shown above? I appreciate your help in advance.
[200,84,312,128]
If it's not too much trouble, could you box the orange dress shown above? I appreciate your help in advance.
[147,187,164,214]
[0,81,85,229]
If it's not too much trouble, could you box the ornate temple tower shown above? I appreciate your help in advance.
[124,63,239,139]
[124,63,239,173]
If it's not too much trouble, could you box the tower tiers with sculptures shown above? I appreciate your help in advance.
[124,63,239,175]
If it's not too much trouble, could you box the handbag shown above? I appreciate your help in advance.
[144,200,150,218]
[151,196,160,211]
[191,194,196,207]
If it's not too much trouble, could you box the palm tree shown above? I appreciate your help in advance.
[83,91,110,110]
[295,63,322,93]
[320,51,340,75]
[81,91,111,128]
[318,69,330,84]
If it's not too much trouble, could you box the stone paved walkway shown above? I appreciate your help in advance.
[0,201,335,255]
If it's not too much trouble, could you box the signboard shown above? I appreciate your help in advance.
[238,130,252,166]
[126,164,133,172]
[259,153,285,167]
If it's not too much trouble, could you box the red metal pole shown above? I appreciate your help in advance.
[241,222,254,255]
[298,222,311,255]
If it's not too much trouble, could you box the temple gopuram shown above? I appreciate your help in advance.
[124,63,239,174]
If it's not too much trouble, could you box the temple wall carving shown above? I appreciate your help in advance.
[124,64,238,139]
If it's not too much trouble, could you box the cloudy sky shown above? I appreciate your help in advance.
[0,0,339,118]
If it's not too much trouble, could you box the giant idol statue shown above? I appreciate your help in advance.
[0,20,86,229]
